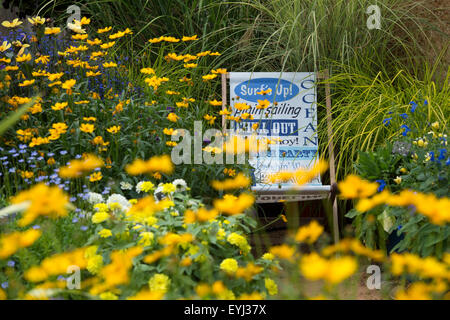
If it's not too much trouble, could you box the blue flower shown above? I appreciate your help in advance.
[401,124,411,136]
[32,225,40,229]
[7,260,15,267]
[382,117,392,126]
[72,217,78,223]
[80,226,88,231]
[438,149,447,161]
[428,151,435,162]
[1,282,8,289]
[399,113,408,119]
[375,179,386,192]
[410,101,418,113]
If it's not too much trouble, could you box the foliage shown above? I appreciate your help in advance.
[345,104,449,257]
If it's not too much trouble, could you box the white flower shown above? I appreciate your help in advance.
[67,22,86,34]
[87,192,104,205]
[107,194,131,211]
[120,181,133,190]
[136,181,144,193]
[172,179,187,192]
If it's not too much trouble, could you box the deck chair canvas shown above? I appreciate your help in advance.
[221,71,339,243]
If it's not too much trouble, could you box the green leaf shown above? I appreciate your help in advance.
[0,95,40,136]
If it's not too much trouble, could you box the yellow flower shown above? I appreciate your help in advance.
[208,99,222,106]
[211,68,227,74]
[2,18,23,28]
[138,232,154,246]
[148,274,170,294]
[257,88,272,95]
[227,233,251,253]
[0,41,12,52]
[182,35,198,41]
[98,229,112,238]
[394,176,402,184]
[431,122,439,129]
[4,66,18,71]
[87,255,103,274]
[300,252,329,281]
[92,211,109,224]
[16,53,32,63]
[236,263,263,281]
[74,17,91,25]
[220,258,239,274]
[72,34,88,40]
[103,62,117,68]
[59,154,104,178]
[264,278,278,296]
[197,50,211,57]
[47,72,64,81]
[18,79,35,87]
[167,112,179,123]
[86,71,102,77]
[97,26,112,33]
[140,67,155,74]
[202,74,217,81]
[262,253,275,261]
[211,173,251,191]
[35,55,50,64]
[176,101,189,108]
[256,99,270,109]
[89,172,103,182]
[161,183,176,194]
[100,41,115,49]
[269,244,295,261]
[125,155,174,175]
[28,16,46,25]
[163,128,178,136]
[0,229,42,259]
[338,174,379,199]
[80,123,95,133]
[203,114,216,125]
[51,102,68,111]
[184,63,197,68]
[11,183,70,226]
[295,220,324,244]
[62,79,76,90]
[213,193,255,216]
[107,125,121,134]
[326,256,358,284]
[44,27,61,35]
[395,282,432,300]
